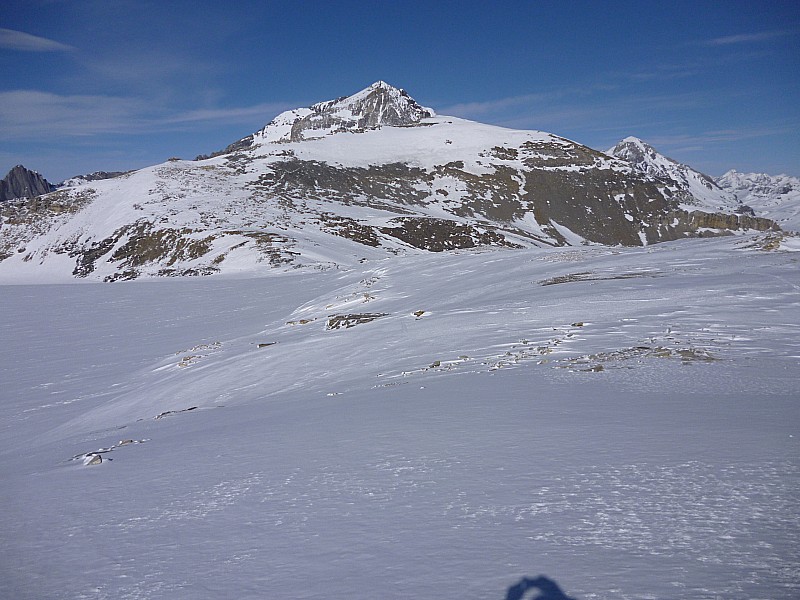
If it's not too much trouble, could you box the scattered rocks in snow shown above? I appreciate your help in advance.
[155,406,198,419]
[286,318,316,326]
[178,355,200,367]
[326,313,387,330]
[84,454,103,466]
[736,231,790,251]
[538,270,661,286]
[71,438,148,466]
[560,345,717,372]
[174,341,222,367]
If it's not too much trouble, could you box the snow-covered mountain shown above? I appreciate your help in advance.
[0,83,781,282]
[607,136,739,212]
[716,170,800,231]
[2,83,799,600]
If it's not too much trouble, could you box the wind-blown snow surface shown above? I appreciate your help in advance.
[1,237,798,599]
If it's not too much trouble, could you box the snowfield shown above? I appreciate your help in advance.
[1,236,798,599]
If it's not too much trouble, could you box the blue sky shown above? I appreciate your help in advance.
[1,0,798,182]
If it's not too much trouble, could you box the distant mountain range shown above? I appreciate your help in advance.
[715,169,800,230]
[0,81,795,282]
[606,137,800,230]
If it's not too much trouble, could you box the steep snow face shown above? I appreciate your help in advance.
[608,137,738,212]
[717,170,800,231]
[254,81,435,144]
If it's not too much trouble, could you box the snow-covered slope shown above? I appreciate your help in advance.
[607,136,739,212]
[1,236,798,599]
[0,84,781,283]
[717,170,800,231]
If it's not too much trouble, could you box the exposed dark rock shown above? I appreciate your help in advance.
[67,221,219,278]
[0,165,54,202]
[318,213,382,247]
[195,136,257,161]
[380,217,520,251]
[686,210,778,232]
[326,313,387,330]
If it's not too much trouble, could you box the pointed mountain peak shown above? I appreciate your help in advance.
[364,80,394,91]
[620,135,647,146]
[607,136,656,157]
[1,164,54,202]
[608,137,734,209]
[608,136,679,168]
[253,81,435,145]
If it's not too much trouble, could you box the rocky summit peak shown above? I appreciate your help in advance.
[609,137,734,209]
[608,137,659,162]
[254,81,435,144]
[1,164,54,202]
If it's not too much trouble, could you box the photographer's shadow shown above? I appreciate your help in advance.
[505,576,576,600]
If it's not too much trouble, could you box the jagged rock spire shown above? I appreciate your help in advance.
[0,165,54,202]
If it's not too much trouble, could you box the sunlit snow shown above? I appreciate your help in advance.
[1,236,798,599]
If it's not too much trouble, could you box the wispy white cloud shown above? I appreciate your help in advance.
[614,64,701,82]
[438,84,620,119]
[645,125,794,148]
[437,86,706,134]
[0,28,75,52]
[439,93,554,118]
[0,90,291,140]
[700,29,795,47]
[0,90,147,138]
[164,103,296,124]
[83,51,219,91]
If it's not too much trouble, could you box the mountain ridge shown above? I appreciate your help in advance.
[606,136,737,212]
[0,82,788,283]
[715,169,800,230]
